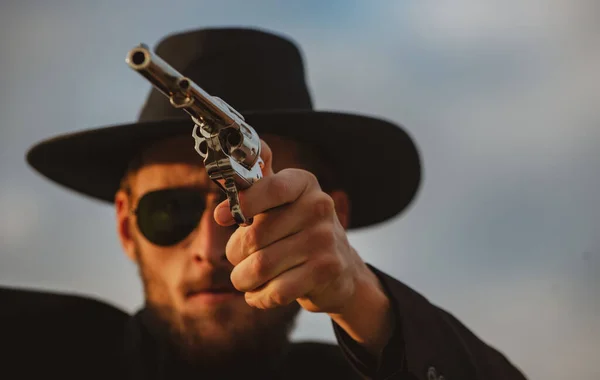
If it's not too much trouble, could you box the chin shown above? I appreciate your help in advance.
[180,295,255,328]
[181,293,248,321]
[176,301,272,352]
[145,296,301,366]
[183,291,245,310]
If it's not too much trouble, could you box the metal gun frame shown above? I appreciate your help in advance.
[126,44,264,226]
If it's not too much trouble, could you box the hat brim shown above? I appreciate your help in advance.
[26,110,422,229]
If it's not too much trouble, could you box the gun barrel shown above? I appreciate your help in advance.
[126,44,234,127]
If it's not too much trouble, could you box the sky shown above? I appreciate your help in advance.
[1,1,599,379]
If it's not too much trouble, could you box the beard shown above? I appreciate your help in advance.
[132,243,301,375]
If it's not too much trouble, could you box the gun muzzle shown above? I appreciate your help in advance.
[125,42,265,226]
[126,44,184,101]
[126,44,234,128]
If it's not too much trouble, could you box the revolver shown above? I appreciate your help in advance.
[125,44,264,226]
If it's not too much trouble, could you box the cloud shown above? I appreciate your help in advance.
[1,2,599,379]
[452,270,600,379]
[398,0,595,46]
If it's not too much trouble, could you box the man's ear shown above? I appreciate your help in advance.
[329,190,351,229]
[115,190,138,263]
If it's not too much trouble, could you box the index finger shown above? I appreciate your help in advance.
[259,138,274,177]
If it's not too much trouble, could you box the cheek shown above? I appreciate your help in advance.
[135,238,184,302]
[132,221,180,273]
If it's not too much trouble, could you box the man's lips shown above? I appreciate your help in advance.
[185,287,243,304]
[185,286,240,296]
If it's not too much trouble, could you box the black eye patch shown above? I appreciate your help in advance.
[134,188,208,246]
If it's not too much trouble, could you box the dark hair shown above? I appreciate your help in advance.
[118,153,144,196]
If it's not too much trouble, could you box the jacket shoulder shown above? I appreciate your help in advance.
[286,341,364,379]
[0,286,130,377]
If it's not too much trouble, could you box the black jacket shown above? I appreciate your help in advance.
[0,265,528,379]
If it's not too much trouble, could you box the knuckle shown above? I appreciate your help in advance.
[269,289,290,306]
[250,251,271,279]
[241,226,261,254]
[268,175,290,203]
[244,293,258,308]
[311,223,336,249]
[311,194,335,220]
[230,270,241,290]
[304,171,320,188]
[315,257,343,286]
[246,293,267,309]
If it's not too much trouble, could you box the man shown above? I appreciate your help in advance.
[20,27,527,379]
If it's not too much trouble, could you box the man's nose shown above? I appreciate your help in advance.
[187,207,233,265]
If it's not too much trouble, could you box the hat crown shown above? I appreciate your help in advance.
[137,27,314,122]
[25,27,421,230]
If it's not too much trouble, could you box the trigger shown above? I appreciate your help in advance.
[224,177,252,226]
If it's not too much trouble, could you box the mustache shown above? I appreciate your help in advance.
[179,265,240,296]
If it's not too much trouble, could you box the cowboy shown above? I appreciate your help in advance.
[23,28,527,379]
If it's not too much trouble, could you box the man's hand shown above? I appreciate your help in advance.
[214,139,393,354]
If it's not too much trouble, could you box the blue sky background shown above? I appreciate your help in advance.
[1,1,599,378]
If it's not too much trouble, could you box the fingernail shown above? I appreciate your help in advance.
[214,204,232,225]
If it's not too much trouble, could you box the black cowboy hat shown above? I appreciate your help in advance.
[25,27,421,229]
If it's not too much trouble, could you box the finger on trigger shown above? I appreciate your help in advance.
[214,200,235,226]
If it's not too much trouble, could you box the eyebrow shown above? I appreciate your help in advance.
[130,185,224,207]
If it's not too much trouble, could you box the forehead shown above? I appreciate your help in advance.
[130,133,304,195]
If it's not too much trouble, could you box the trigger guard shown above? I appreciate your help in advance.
[191,124,207,159]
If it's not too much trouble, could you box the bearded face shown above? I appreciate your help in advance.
[115,135,304,369]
